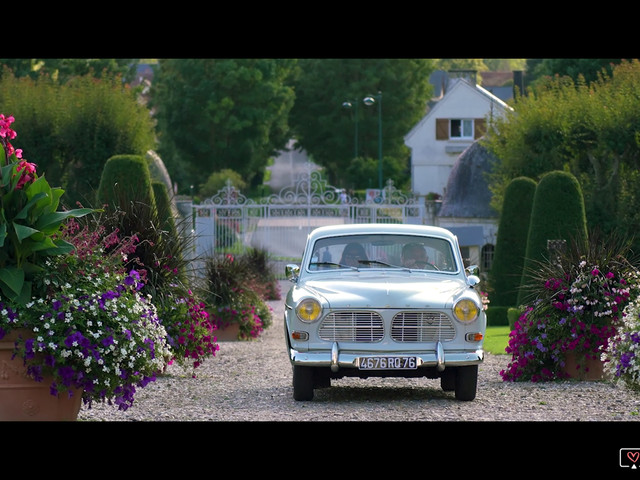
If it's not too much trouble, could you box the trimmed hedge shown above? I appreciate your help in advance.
[96,154,156,210]
[152,181,177,238]
[517,170,587,305]
[488,176,536,307]
[486,305,509,326]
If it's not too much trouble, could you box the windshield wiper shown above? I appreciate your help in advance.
[310,262,358,271]
[358,260,395,268]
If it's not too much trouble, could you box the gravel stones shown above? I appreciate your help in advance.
[78,282,640,422]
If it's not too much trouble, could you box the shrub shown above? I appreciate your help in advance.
[517,170,588,306]
[487,176,536,307]
[507,307,523,330]
[96,154,156,210]
[96,155,218,373]
[201,249,277,340]
[501,229,640,382]
[486,306,509,326]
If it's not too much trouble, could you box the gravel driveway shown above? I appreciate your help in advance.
[78,281,640,422]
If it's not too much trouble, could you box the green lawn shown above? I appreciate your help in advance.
[484,325,511,355]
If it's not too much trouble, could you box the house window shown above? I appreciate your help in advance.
[481,244,494,272]
[435,118,486,140]
[450,119,473,139]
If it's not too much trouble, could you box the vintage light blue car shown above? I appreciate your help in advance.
[284,223,486,401]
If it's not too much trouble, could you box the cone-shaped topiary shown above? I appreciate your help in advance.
[488,176,537,307]
[152,181,177,238]
[517,170,588,306]
[96,154,155,211]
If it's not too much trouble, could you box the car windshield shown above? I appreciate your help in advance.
[307,233,458,272]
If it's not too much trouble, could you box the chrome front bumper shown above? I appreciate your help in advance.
[289,341,484,373]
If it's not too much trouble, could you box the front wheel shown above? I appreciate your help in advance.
[292,365,315,401]
[454,365,478,401]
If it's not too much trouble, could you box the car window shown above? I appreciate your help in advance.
[307,234,457,272]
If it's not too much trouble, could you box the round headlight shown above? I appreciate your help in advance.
[296,298,322,323]
[453,299,479,323]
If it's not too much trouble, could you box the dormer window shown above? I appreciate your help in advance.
[450,119,473,139]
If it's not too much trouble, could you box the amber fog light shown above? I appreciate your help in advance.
[465,332,484,342]
[292,331,309,341]
[296,298,322,322]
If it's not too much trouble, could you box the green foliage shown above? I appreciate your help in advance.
[0,119,93,305]
[201,249,279,340]
[485,60,640,252]
[96,154,156,210]
[487,177,537,307]
[288,59,435,188]
[486,306,509,326]
[507,307,523,330]
[517,170,588,306]
[525,59,623,88]
[503,228,640,382]
[152,59,297,194]
[198,168,247,199]
[0,69,155,206]
[152,181,177,238]
[344,155,409,191]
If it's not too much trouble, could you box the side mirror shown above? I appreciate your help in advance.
[285,264,300,282]
[467,275,480,286]
[465,264,479,276]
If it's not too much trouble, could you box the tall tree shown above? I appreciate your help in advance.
[151,59,298,194]
[289,59,435,189]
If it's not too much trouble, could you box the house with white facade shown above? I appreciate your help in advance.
[404,70,513,200]
[404,70,516,271]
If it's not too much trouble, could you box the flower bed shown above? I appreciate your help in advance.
[501,232,640,383]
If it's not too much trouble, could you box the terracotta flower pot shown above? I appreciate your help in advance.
[562,351,604,381]
[214,322,241,341]
[0,330,82,421]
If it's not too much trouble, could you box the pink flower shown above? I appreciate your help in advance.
[15,160,37,189]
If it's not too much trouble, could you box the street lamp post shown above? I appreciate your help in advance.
[342,99,359,161]
[363,91,382,190]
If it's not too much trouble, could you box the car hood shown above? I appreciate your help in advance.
[294,274,474,309]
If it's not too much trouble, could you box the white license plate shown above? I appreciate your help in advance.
[359,356,417,370]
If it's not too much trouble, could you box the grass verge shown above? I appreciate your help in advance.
[484,325,511,355]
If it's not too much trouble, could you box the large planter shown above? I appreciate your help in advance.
[0,329,82,421]
[562,351,604,381]
[214,322,241,342]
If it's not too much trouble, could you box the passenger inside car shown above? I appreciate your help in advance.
[339,243,367,267]
[401,242,428,268]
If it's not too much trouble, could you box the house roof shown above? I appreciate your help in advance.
[405,76,511,142]
[438,140,498,219]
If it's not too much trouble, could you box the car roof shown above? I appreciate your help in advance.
[307,223,458,243]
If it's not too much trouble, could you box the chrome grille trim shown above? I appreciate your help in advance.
[318,311,384,342]
[391,312,455,342]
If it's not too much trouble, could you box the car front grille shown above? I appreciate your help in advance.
[317,310,455,343]
[318,311,384,342]
[391,312,455,342]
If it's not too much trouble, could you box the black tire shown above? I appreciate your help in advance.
[454,365,478,401]
[440,368,456,391]
[293,365,315,401]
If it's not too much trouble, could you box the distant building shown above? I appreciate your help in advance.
[404,70,513,200]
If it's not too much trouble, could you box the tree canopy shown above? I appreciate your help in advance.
[484,59,640,247]
[289,59,435,190]
[151,59,298,194]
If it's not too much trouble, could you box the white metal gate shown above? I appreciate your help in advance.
[189,171,426,264]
